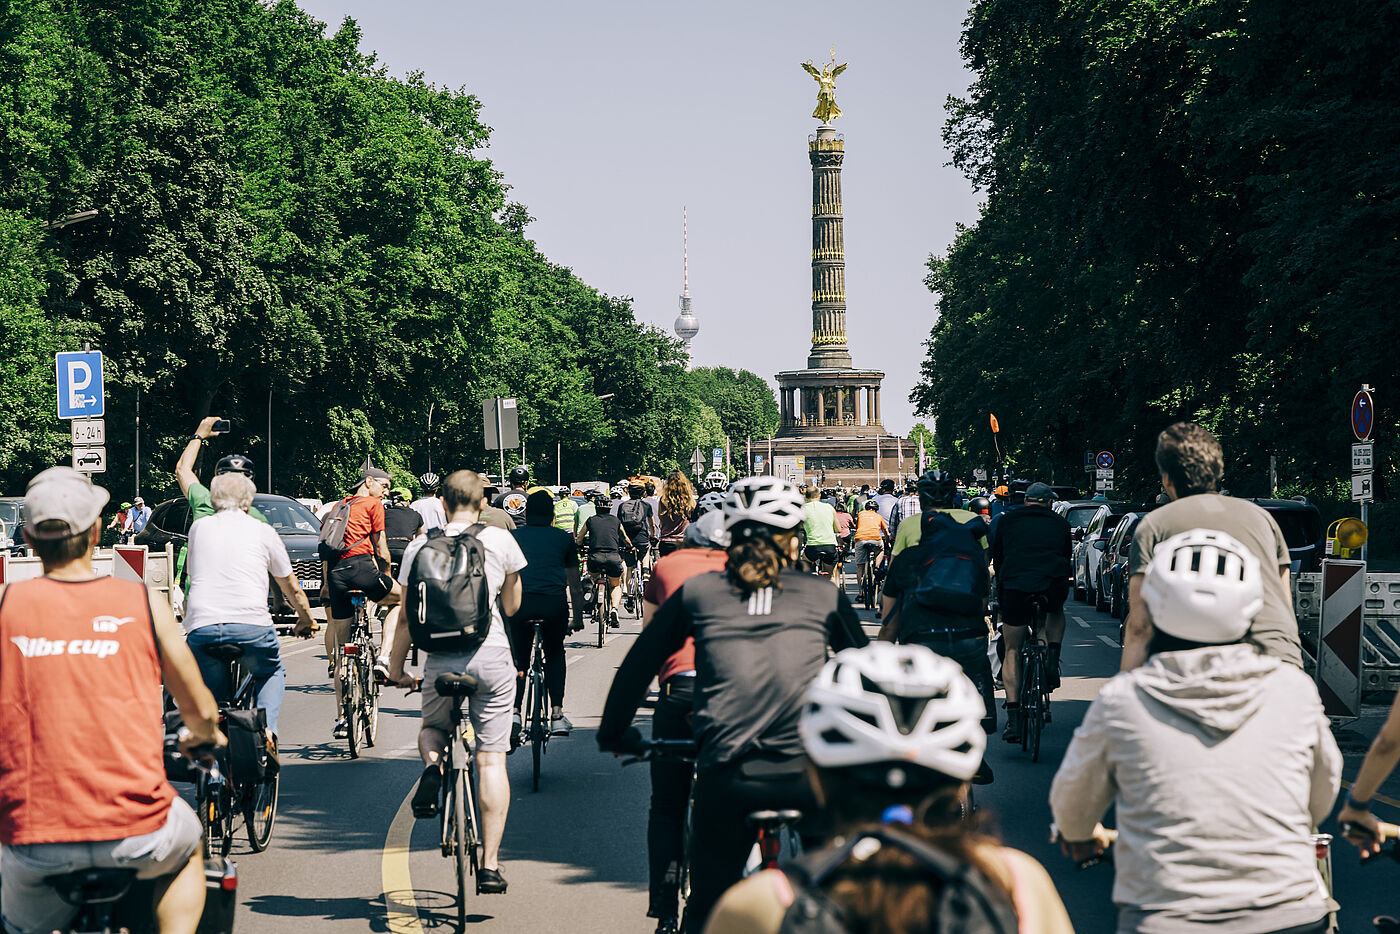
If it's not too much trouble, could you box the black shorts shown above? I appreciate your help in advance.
[804,544,838,567]
[327,553,394,619]
[588,555,624,579]
[998,581,1069,629]
[623,541,650,566]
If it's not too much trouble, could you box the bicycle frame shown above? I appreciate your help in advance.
[527,620,549,791]
[440,694,483,927]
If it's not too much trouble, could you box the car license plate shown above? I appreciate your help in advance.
[300,579,321,590]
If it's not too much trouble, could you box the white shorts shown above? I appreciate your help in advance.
[1,797,201,934]
[422,645,516,753]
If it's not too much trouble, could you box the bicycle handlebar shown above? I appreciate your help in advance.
[619,738,699,767]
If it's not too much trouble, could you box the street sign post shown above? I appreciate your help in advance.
[1096,468,1115,480]
[71,419,105,445]
[482,397,519,482]
[711,447,723,470]
[56,351,105,419]
[690,447,705,476]
[71,447,106,473]
[1096,451,1114,470]
[1353,473,1374,503]
[1095,478,1114,492]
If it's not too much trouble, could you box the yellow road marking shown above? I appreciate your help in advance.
[382,787,423,934]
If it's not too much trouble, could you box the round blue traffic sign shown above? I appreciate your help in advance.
[1096,451,1114,470]
[1353,389,1375,442]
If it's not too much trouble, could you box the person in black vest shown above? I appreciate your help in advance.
[375,488,424,681]
[493,465,531,529]
[508,491,584,741]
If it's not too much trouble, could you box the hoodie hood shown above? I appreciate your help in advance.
[1134,644,1280,737]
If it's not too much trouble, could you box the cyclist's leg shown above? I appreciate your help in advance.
[506,608,533,714]
[184,623,233,705]
[1000,623,1028,706]
[462,646,516,874]
[224,623,287,736]
[1043,580,1070,687]
[648,676,694,920]
[540,595,569,716]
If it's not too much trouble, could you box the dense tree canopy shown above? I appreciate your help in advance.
[917,0,1399,502]
[0,0,776,499]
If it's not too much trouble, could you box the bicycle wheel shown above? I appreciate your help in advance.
[244,770,279,851]
[1019,661,1033,753]
[1026,659,1044,762]
[531,671,545,792]
[361,646,380,748]
[198,778,215,860]
[344,657,362,758]
[597,593,606,649]
[631,579,643,619]
[452,767,469,928]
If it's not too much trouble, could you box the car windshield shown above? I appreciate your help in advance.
[258,499,322,535]
[1268,508,1322,551]
[1065,506,1100,529]
[0,501,21,528]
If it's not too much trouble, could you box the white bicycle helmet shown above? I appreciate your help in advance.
[684,510,731,549]
[801,644,986,783]
[1141,528,1263,644]
[721,476,804,533]
[697,491,726,514]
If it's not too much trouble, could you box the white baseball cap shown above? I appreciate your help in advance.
[24,467,110,539]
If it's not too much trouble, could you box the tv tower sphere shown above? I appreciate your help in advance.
[674,207,699,348]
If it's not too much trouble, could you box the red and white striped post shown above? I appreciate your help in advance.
[113,544,147,584]
[1317,557,1366,720]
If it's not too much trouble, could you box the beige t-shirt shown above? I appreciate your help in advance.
[1129,493,1300,667]
[702,841,1075,934]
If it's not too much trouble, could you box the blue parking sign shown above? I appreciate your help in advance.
[56,351,105,419]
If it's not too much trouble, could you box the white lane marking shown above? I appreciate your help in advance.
[282,639,326,659]
[1097,634,1119,649]
[381,788,423,933]
[1071,615,1090,629]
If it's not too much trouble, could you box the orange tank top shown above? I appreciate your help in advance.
[0,576,173,845]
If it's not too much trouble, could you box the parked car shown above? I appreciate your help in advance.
[1074,503,1140,605]
[1249,498,1325,574]
[1097,510,1155,618]
[136,493,325,616]
[0,496,24,554]
[1055,499,1115,539]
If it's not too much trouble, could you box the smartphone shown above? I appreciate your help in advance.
[211,419,231,435]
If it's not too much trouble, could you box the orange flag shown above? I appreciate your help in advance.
[989,414,1001,434]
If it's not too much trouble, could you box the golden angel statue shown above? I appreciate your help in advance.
[802,54,848,123]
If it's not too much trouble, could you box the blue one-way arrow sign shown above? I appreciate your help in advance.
[56,351,105,419]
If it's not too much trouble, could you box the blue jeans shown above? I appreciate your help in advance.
[186,623,286,735]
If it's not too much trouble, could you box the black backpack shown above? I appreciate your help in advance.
[618,499,650,538]
[404,525,492,653]
[777,827,1018,934]
[910,512,990,618]
[383,504,422,562]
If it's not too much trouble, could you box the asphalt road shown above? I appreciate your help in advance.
[200,573,1400,933]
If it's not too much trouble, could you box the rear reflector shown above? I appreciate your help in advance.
[343,644,360,657]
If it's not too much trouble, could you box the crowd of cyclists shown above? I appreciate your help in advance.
[6,416,1400,933]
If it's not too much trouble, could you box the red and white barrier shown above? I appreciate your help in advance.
[1318,558,1366,719]
[112,545,147,583]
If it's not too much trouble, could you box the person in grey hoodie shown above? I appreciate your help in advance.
[1050,528,1341,934]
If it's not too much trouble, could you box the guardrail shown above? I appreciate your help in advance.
[1296,570,1400,695]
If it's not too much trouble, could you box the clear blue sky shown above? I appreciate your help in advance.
[295,0,981,435]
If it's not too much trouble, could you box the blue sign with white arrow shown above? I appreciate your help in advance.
[56,351,105,419]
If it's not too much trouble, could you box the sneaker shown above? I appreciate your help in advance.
[264,733,280,777]
[623,594,635,612]
[333,718,348,739]
[411,765,442,819]
[1048,653,1062,690]
[509,712,523,751]
[608,610,620,630]
[550,714,573,737]
[570,617,586,633]
[1002,713,1021,744]
[373,659,391,684]
[477,867,508,894]
[654,921,679,934]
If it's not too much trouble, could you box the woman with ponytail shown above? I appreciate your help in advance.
[600,477,868,934]
[706,643,1075,934]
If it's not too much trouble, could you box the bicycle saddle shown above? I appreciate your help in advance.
[434,672,480,698]
[45,867,138,906]
[203,643,246,662]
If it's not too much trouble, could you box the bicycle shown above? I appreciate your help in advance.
[624,559,645,620]
[591,573,611,648]
[430,671,486,929]
[195,643,279,855]
[621,738,700,933]
[857,545,883,610]
[1017,594,1053,763]
[337,592,381,758]
[522,618,550,792]
[42,856,238,934]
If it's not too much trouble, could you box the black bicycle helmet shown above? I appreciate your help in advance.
[904,478,919,494]
[916,470,958,506]
[419,471,440,492]
[864,499,880,511]
[215,454,255,477]
[967,495,992,516]
[508,465,530,484]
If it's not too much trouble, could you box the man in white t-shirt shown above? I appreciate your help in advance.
[410,472,447,531]
[387,469,524,896]
[184,473,316,742]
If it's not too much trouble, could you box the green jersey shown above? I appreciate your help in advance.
[188,481,268,525]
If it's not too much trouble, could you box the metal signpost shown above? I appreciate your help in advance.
[690,447,705,479]
[1351,386,1376,559]
[1094,452,1114,494]
[483,397,520,484]
[711,447,723,470]
[57,351,106,475]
